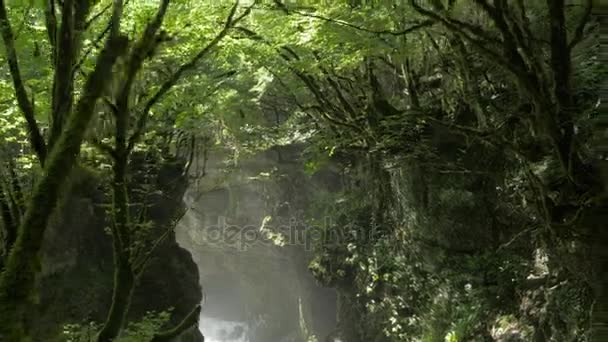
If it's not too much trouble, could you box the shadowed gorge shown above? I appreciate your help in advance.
[176,148,338,341]
[0,1,605,341]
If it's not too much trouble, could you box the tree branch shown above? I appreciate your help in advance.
[410,0,546,111]
[73,19,112,77]
[49,0,76,151]
[115,0,170,155]
[547,0,577,178]
[43,0,57,62]
[110,0,125,38]
[0,182,17,270]
[74,0,132,77]
[410,0,511,73]
[233,26,367,135]
[274,1,434,36]
[127,0,251,152]
[0,0,48,165]
[85,2,112,30]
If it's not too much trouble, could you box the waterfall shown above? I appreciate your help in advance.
[175,149,338,341]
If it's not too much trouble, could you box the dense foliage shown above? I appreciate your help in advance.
[0,0,604,341]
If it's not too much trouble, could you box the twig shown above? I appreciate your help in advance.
[84,2,112,30]
[273,1,434,36]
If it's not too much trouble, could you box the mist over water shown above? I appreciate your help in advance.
[175,150,337,342]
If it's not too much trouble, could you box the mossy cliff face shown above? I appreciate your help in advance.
[31,160,203,341]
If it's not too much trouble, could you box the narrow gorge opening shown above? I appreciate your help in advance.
[175,149,338,342]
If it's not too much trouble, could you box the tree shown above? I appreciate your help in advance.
[93,1,253,340]
[0,0,128,337]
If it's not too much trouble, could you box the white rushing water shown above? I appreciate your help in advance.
[199,316,249,342]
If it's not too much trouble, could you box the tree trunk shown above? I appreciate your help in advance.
[97,127,135,341]
[97,257,135,342]
[590,197,608,341]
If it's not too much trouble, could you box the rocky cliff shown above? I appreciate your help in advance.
[32,160,203,341]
